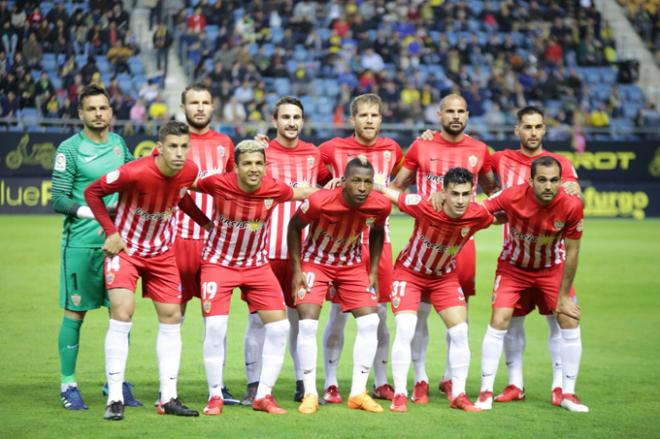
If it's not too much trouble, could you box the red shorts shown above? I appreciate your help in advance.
[390,264,466,314]
[173,238,204,302]
[512,284,578,316]
[270,258,295,308]
[361,242,394,303]
[298,261,378,313]
[105,249,182,304]
[455,237,476,296]
[492,262,565,314]
[200,263,286,317]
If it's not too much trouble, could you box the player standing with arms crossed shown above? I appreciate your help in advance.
[317,93,403,403]
[379,168,498,413]
[52,84,140,410]
[475,156,588,413]
[241,97,321,405]
[393,94,499,402]
[175,83,239,404]
[289,158,391,414]
[193,140,315,415]
[85,121,210,420]
[489,106,582,406]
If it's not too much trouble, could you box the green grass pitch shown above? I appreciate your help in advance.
[0,215,659,438]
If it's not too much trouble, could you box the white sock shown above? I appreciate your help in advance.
[546,315,563,389]
[411,302,430,383]
[323,302,348,388]
[373,303,390,387]
[288,307,303,381]
[244,312,265,384]
[105,319,132,404]
[350,313,379,396]
[256,319,290,399]
[560,326,582,395]
[204,315,228,398]
[447,322,470,397]
[157,322,182,403]
[442,331,452,381]
[391,313,417,396]
[480,325,507,393]
[297,319,319,396]
[504,316,526,389]
[61,382,78,393]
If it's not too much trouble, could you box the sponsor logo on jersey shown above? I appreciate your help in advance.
[510,227,555,244]
[54,153,66,171]
[216,214,262,230]
[71,293,81,306]
[106,170,120,184]
[461,226,471,237]
[405,194,422,205]
[468,155,478,168]
[418,232,460,254]
[198,168,222,178]
[264,198,273,209]
[134,207,174,221]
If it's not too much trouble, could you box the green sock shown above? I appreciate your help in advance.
[58,316,83,385]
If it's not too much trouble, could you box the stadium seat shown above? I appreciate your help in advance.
[274,78,291,96]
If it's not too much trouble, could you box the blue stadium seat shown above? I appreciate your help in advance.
[20,108,40,127]
[41,54,57,72]
[206,25,219,43]
[274,78,291,96]
[128,57,144,75]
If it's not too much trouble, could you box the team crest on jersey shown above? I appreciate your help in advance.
[405,194,422,205]
[217,145,225,156]
[114,145,121,157]
[307,156,315,166]
[366,217,375,226]
[460,226,471,237]
[71,294,81,306]
[203,300,212,313]
[576,219,584,232]
[54,153,66,171]
[264,198,273,209]
[392,296,401,308]
[106,273,115,284]
[468,155,478,168]
[384,151,391,162]
[553,220,565,230]
[106,170,120,184]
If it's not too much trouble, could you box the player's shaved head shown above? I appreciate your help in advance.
[234,139,266,163]
[158,121,189,142]
[443,167,474,188]
[439,94,467,111]
[531,155,562,178]
[344,156,374,177]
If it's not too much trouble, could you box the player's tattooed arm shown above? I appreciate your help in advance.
[287,213,310,299]
[556,237,581,321]
[391,166,415,191]
[367,224,385,293]
[292,186,318,200]
[478,170,500,196]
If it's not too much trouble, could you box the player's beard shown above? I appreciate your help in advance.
[186,112,211,130]
[442,121,465,136]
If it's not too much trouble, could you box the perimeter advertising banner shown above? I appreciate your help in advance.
[1,132,658,216]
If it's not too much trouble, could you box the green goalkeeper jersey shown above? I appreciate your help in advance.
[51,131,134,248]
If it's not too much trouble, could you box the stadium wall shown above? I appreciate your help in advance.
[1,133,659,218]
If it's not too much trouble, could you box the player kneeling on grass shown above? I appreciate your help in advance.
[191,140,316,415]
[85,122,211,421]
[379,167,498,413]
[475,156,588,413]
[288,157,391,415]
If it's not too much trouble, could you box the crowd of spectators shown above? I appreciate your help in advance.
[0,1,165,132]
[160,0,650,140]
[619,0,659,64]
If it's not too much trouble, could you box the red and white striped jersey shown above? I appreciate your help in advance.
[265,139,320,260]
[176,129,234,240]
[483,184,583,270]
[91,156,198,257]
[318,135,403,243]
[396,193,493,275]
[403,133,492,197]
[490,149,577,190]
[490,148,579,239]
[298,188,391,266]
[196,173,293,267]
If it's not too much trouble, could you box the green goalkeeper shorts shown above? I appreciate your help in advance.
[59,246,108,311]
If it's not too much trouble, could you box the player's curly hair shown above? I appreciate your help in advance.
[443,167,474,188]
[158,121,189,142]
[234,139,266,163]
